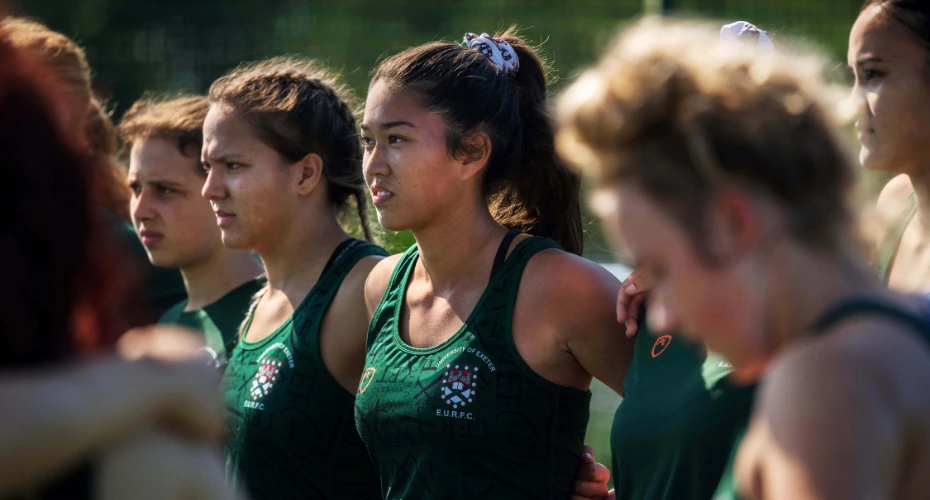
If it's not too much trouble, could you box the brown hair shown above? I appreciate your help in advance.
[556,18,853,263]
[0,16,131,220]
[208,57,373,242]
[119,94,210,172]
[373,28,583,255]
[0,38,137,367]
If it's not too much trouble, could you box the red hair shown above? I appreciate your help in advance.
[0,36,138,368]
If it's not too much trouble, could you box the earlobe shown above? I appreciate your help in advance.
[296,153,324,196]
[709,189,759,260]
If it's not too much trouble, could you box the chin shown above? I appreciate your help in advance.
[859,147,893,173]
[219,229,252,251]
[147,251,182,269]
[375,213,414,234]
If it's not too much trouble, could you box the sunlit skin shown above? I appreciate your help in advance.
[850,5,930,292]
[361,80,631,396]
[201,102,380,392]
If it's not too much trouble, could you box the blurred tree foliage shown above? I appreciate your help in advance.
[19,0,863,256]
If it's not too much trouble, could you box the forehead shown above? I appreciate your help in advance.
[128,137,198,179]
[202,103,266,158]
[849,5,925,63]
[362,80,428,123]
[608,184,683,260]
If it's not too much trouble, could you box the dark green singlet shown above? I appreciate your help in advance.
[223,239,387,500]
[611,320,755,500]
[712,294,930,499]
[159,277,263,367]
[355,234,592,499]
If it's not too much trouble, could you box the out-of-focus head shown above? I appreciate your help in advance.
[0,38,136,367]
[203,57,371,251]
[0,16,130,219]
[120,95,220,269]
[556,17,852,368]
[849,1,930,174]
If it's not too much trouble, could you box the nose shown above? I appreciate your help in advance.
[362,144,391,183]
[845,84,869,124]
[202,165,226,201]
[131,188,156,226]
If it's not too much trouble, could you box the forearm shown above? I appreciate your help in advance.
[0,358,167,493]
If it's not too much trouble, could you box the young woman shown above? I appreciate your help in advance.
[0,36,233,500]
[202,58,387,498]
[850,1,930,292]
[355,30,634,498]
[557,17,930,500]
[0,16,186,320]
[121,95,264,367]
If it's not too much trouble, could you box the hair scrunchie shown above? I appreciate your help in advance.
[463,32,520,76]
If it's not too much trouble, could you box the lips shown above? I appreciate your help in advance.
[138,229,163,246]
[370,184,395,206]
[214,209,236,227]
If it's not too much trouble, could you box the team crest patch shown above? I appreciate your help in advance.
[250,358,283,401]
[440,364,478,408]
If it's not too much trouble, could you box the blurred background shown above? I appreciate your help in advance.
[10,0,865,481]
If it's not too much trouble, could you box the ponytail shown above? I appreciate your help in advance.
[373,28,583,255]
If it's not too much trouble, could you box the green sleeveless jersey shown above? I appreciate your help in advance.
[223,240,387,500]
[355,236,592,499]
[611,323,755,500]
[159,278,263,367]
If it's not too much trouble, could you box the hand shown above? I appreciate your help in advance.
[617,268,653,338]
[118,325,210,363]
[571,444,611,500]
[147,359,226,443]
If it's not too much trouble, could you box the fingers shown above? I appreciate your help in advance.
[582,444,596,463]
[625,294,645,338]
[570,461,611,499]
[118,326,207,362]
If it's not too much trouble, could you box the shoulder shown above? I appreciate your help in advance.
[364,252,405,316]
[520,247,620,328]
[875,174,915,231]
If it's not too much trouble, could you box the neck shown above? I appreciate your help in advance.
[181,247,264,311]
[257,207,349,298]
[908,170,930,229]
[412,201,504,292]
[736,236,883,382]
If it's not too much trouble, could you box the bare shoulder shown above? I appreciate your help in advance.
[520,248,621,323]
[876,174,915,221]
[364,253,405,317]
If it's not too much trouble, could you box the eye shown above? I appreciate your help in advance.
[360,136,375,148]
[861,68,883,82]
[201,161,211,173]
[388,135,405,145]
[128,182,141,195]
[156,185,177,196]
[228,162,244,170]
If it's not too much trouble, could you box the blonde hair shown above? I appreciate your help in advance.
[119,95,210,167]
[209,57,372,242]
[556,17,854,261]
[1,16,130,219]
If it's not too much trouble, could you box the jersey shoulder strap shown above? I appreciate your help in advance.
[812,294,930,350]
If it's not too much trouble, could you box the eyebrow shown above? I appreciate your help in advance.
[360,121,416,131]
[203,153,247,164]
[144,179,187,189]
[854,56,883,67]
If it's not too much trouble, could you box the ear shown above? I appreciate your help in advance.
[295,153,324,196]
[454,132,492,182]
[706,188,759,262]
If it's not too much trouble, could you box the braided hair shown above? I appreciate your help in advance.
[208,57,372,242]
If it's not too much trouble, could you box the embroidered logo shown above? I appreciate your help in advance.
[652,335,673,358]
[358,367,377,394]
[441,364,478,409]
[250,358,282,400]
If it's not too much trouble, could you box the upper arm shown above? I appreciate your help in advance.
[364,254,403,321]
[321,255,385,393]
[519,251,633,396]
[738,344,895,500]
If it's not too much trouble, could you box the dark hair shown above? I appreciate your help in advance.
[119,95,210,175]
[373,28,583,255]
[0,39,137,368]
[209,57,373,242]
[865,1,930,66]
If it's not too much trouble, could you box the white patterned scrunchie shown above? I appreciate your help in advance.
[720,21,774,49]
[463,32,520,76]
